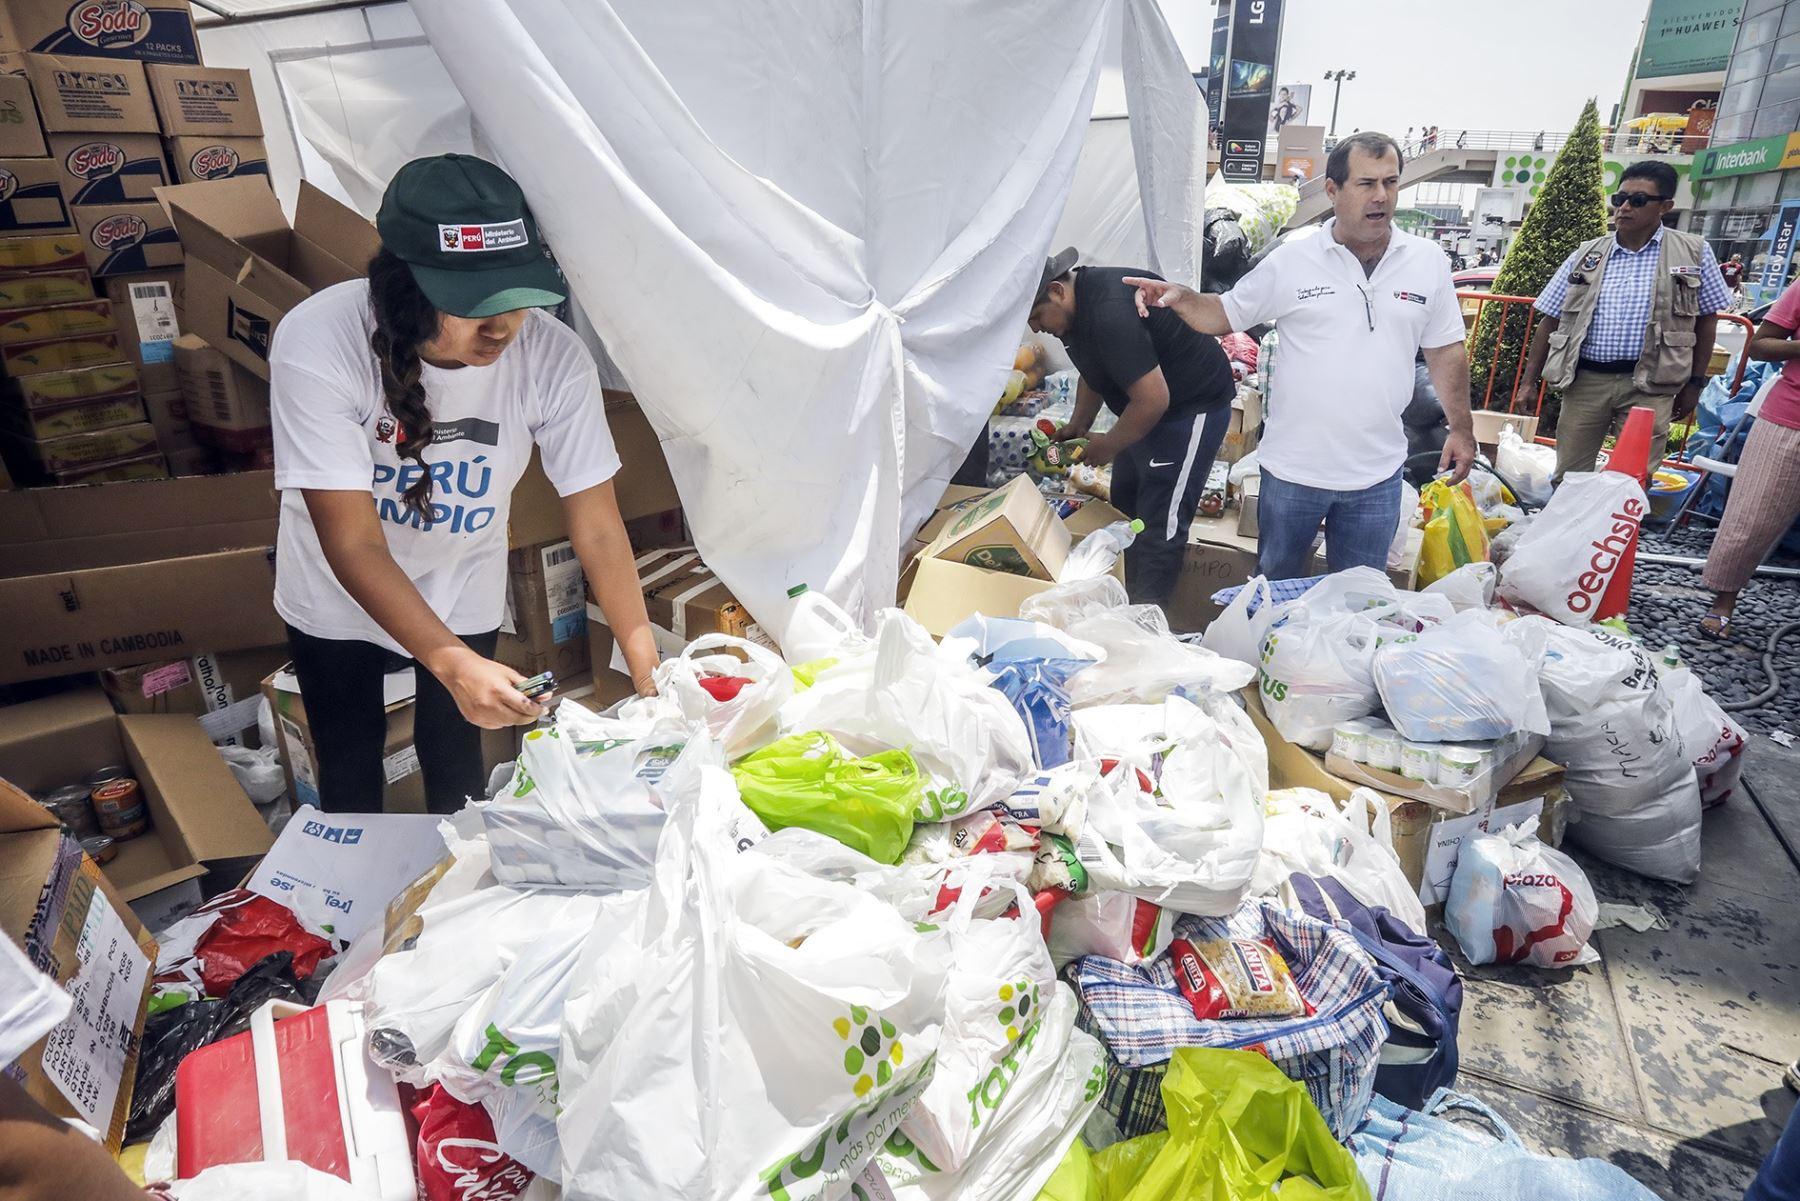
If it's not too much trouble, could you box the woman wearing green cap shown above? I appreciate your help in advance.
[268,154,660,814]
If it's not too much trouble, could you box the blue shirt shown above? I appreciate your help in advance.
[1534,228,1731,362]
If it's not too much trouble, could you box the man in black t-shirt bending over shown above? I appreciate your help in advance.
[1027,247,1237,609]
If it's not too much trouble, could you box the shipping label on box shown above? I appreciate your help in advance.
[10,1,201,65]
[165,135,269,184]
[73,199,180,276]
[8,361,137,408]
[542,541,586,645]
[146,64,262,137]
[0,330,123,375]
[0,298,114,344]
[0,75,47,156]
[0,266,93,311]
[24,53,160,133]
[0,230,86,272]
[107,272,180,388]
[4,393,144,438]
[0,158,74,235]
[47,131,168,204]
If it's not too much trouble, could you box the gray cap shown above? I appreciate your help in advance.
[1034,246,1079,305]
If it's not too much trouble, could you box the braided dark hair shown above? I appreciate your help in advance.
[367,249,440,521]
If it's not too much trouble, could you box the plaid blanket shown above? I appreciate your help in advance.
[1210,575,1328,614]
[1070,898,1390,1139]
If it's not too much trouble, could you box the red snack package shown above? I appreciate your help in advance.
[410,1083,535,1201]
[1169,937,1313,1021]
[193,892,334,997]
[697,675,754,702]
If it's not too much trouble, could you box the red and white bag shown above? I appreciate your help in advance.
[1497,472,1647,625]
[1662,667,1748,808]
[1445,824,1599,968]
[1046,890,1173,968]
[409,1085,534,1201]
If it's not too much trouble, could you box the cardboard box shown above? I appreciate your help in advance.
[47,130,169,203]
[6,360,137,407]
[0,776,154,1152]
[160,178,378,379]
[4,2,202,65]
[140,383,190,448]
[504,392,681,547]
[164,134,269,184]
[24,53,160,133]
[1217,385,1263,466]
[5,416,153,470]
[0,297,114,343]
[145,64,262,137]
[0,229,86,272]
[104,268,182,390]
[0,157,74,234]
[586,543,758,664]
[163,441,206,475]
[914,483,996,552]
[2,391,143,437]
[0,74,47,156]
[99,644,288,746]
[73,198,180,276]
[0,55,23,76]
[0,686,273,909]
[173,330,269,449]
[0,266,94,310]
[499,538,591,682]
[0,328,123,374]
[1236,474,1260,537]
[0,469,282,683]
[46,448,164,484]
[919,474,1070,581]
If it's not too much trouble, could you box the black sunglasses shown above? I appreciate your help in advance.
[1610,191,1667,208]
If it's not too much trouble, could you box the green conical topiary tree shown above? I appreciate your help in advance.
[1468,98,1608,427]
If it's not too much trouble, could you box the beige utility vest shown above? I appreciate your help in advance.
[1542,227,1708,393]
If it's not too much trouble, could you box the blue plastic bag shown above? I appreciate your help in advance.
[988,657,1088,769]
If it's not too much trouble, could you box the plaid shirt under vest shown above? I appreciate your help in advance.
[1534,227,1731,362]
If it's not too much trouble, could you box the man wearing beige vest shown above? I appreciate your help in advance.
[1518,160,1729,482]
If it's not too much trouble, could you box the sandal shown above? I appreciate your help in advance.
[1699,613,1731,639]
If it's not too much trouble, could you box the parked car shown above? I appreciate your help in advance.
[1453,267,1500,318]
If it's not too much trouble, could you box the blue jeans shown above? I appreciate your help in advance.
[1256,467,1403,581]
[1746,1100,1800,1201]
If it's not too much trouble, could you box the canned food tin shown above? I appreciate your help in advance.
[85,764,130,789]
[1399,741,1437,784]
[79,835,118,865]
[1364,726,1403,772]
[1330,720,1371,764]
[42,783,103,839]
[89,777,148,839]
[1436,745,1484,789]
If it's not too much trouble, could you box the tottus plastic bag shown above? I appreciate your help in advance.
[620,633,793,758]
[478,699,704,890]
[1080,1048,1372,1201]
[555,760,949,1201]
[732,730,923,863]
[1445,823,1599,968]
[780,609,1036,821]
[128,953,307,1141]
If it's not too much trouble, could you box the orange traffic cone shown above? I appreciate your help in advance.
[1594,405,1656,620]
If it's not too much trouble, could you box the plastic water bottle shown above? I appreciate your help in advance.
[1659,642,1683,673]
[1060,518,1145,582]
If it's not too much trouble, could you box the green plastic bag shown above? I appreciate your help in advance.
[731,731,922,863]
[1040,1048,1370,1201]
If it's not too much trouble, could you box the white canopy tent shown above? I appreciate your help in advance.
[193,0,1207,638]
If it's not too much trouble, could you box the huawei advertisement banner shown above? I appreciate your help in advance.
[1219,0,1285,181]
[1269,83,1310,133]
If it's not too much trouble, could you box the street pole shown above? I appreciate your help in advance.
[1325,68,1356,137]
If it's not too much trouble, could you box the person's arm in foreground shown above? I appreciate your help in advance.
[303,490,543,728]
[1517,314,1559,401]
[1749,317,1800,363]
[1123,278,1235,336]
[563,480,659,696]
[1423,341,1476,482]
[1053,377,1105,443]
[1081,368,1171,467]
[1675,312,1719,421]
[0,1079,144,1201]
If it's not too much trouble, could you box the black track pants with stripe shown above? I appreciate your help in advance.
[1108,404,1232,609]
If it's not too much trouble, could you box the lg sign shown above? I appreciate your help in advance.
[1247,0,1266,22]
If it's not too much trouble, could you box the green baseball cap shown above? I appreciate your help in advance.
[376,154,567,319]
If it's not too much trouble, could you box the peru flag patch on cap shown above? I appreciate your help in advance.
[437,219,529,253]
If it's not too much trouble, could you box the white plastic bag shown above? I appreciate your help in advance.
[1497,472,1648,625]
[1373,611,1548,742]
[876,984,1104,1201]
[168,1163,368,1200]
[477,701,710,890]
[1069,697,1265,916]
[624,633,793,758]
[1251,788,1430,934]
[1533,620,1702,882]
[1445,823,1599,967]
[1046,890,1174,969]
[1421,561,1497,611]
[1496,424,1555,507]
[218,743,287,805]
[1017,574,1131,632]
[1388,480,1420,570]
[1200,576,1277,667]
[1661,666,1748,808]
[780,609,1034,821]
[1061,603,1256,707]
[555,764,949,1201]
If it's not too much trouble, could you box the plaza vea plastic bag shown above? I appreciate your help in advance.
[1445,824,1599,968]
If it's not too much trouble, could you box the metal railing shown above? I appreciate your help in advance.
[1365,127,1713,157]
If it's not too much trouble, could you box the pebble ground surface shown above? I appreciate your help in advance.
[1627,521,1800,735]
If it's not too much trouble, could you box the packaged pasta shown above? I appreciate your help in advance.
[1169,936,1313,1021]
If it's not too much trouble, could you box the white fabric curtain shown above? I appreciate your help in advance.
[389,0,1210,637]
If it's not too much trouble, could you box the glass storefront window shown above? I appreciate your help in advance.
[1743,7,1786,48]
[1774,29,1800,74]
[1731,38,1775,83]
[1718,79,1759,118]
[1746,0,1783,18]
[1782,169,1800,202]
[1752,97,1800,136]
[1782,0,1800,35]
[1740,171,1784,208]
[1712,112,1755,143]
[1761,63,1800,109]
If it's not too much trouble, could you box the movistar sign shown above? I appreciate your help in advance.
[1697,132,1800,180]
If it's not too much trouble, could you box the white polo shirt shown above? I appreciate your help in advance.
[1221,219,1466,490]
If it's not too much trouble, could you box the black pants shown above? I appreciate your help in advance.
[1110,405,1232,609]
[284,624,498,815]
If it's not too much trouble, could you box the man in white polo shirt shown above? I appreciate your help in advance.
[1126,131,1476,580]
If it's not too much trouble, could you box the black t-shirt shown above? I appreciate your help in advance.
[1061,266,1235,421]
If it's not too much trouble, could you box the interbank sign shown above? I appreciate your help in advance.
[1696,132,1800,180]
